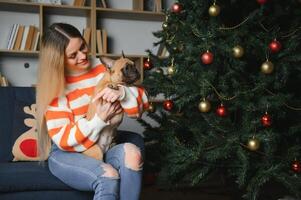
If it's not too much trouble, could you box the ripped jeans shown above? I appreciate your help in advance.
[48,131,145,200]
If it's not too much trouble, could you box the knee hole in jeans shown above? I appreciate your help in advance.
[124,143,143,171]
[101,163,119,178]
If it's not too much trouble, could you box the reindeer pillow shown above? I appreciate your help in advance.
[12,102,39,161]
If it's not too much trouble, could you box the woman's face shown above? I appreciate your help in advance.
[65,37,90,74]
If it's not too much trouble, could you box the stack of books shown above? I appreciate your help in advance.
[6,24,40,51]
[96,29,107,54]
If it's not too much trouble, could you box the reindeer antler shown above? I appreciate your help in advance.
[24,104,37,119]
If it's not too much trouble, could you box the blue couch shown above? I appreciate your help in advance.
[0,87,144,200]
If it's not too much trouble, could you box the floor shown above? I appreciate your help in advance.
[141,186,233,200]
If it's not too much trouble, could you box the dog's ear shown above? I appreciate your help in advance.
[100,56,115,68]
[122,50,125,58]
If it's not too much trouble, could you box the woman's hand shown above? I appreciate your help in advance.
[94,99,123,123]
[94,86,124,103]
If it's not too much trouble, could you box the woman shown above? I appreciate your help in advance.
[36,23,148,200]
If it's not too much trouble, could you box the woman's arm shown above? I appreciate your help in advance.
[120,86,149,118]
[45,95,108,152]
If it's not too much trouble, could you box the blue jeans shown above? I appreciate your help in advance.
[48,131,145,200]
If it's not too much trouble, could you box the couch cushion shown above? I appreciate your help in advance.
[12,99,39,161]
[0,87,37,162]
[0,162,73,192]
[0,87,15,162]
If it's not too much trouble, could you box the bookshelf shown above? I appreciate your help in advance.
[0,0,173,87]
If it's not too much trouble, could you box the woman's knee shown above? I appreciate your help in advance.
[123,143,143,171]
[101,163,119,178]
[94,163,119,198]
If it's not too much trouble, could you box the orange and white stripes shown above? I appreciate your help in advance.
[121,86,149,118]
[45,61,149,152]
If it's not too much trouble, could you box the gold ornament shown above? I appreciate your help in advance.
[167,65,175,75]
[198,99,211,113]
[232,45,244,58]
[247,137,260,151]
[208,3,220,17]
[148,102,156,113]
[261,60,274,74]
[162,22,168,29]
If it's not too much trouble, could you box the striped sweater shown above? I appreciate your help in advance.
[45,60,149,152]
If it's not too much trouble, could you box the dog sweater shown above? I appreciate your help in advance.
[45,63,149,152]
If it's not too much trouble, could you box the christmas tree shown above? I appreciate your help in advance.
[140,0,301,199]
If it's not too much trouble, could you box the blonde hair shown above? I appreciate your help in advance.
[36,23,84,160]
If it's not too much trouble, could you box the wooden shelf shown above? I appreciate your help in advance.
[0,1,40,13]
[43,5,91,16]
[96,8,165,21]
[0,49,39,57]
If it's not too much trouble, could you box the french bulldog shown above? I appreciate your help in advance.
[83,54,140,160]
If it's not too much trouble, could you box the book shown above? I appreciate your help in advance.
[73,0,80,6]
[100,0,107,8]
[8,24,19,50]
[96,29,103,54]
[133,0,143,11]
[13,25,25,50]
[83,27,91,46]
[24,25,35,51]
[20,26,30,51]
[102,29,107,54]
[6,24,17,50]
[144,0,154,11]
[154,0,162,12]
[32,31,40,51]
[30,28,38,50]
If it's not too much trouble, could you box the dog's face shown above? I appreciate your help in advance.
[101,57,140,85]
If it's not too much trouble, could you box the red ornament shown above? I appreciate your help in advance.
[143,58,152,70]
[292,160,301,173]
[216,104,227,117]
[257,0,267,5]
[163,100,174,111]
[171,3,182,13]
[261,112,272,127]
[201,51,214,65]
[269,39,282,53]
